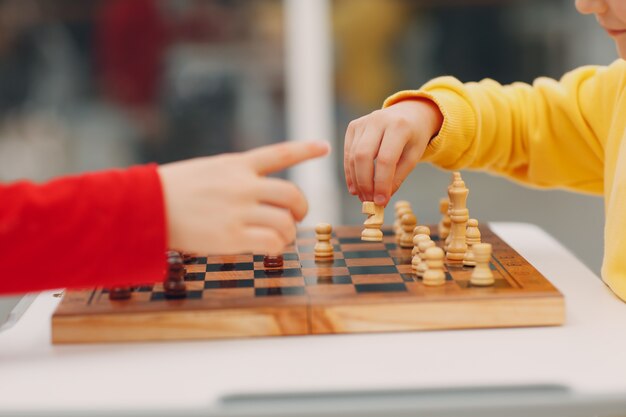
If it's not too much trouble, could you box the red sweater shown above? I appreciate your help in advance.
[0,165,168,295]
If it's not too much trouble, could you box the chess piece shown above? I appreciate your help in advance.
[412,229,430,256]
[411,234,429,273]
[423,247,446,286]
[399,213,417,248]
[470,243,494,286]
[264,255,284,268]
[438,198,451,240]
[446,172,469,263]
[109,286,131,300]
[413,225,430,239]
[394,201,412,239]
[361,201,384,241]
[416,239,436,278]
[463,219,482,267]
[164,251,187,299]
[314,223,334,258]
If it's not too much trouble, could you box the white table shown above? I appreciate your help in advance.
[2,223,626,417]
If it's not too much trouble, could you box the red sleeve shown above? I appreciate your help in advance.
[0,164,168,295]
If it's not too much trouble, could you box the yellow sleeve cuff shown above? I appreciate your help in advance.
[383,77,477,170]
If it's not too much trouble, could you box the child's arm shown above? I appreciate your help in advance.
[0,141,328,295]
[345,60,625,205]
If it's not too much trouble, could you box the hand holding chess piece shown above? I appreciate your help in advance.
[361,201,384,241]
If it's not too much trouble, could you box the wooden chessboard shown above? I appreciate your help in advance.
[51,225,565,344]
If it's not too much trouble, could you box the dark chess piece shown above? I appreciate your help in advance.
[109,286,131,300]
[263,254,284,268]
[164,250,187,299]
[181,252,194,264]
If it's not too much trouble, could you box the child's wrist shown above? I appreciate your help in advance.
[412,97,443,141]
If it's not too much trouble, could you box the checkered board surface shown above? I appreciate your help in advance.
[51,225,565,344]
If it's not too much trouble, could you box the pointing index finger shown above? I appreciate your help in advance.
[245,141,330,176]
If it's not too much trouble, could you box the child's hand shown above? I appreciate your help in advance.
[158,141,329,254]
[344,99,443,206]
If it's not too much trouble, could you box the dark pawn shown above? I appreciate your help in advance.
[263,255,284,268]
[109,286,131,300]
[164,251,187,299]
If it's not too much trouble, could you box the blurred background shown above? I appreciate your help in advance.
[0,0,615,317]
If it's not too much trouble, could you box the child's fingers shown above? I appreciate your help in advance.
[246,140,330,176]
[352,124,384,202]
[373,128,405,205]
[344,121,357,193]
[256,178,308,221]
[245,206,297,246]
[242,226,287,254]
[390,147,420,195]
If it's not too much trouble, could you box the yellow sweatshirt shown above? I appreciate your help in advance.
[384,59,626,301]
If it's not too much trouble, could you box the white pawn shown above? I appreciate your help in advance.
[361,201,384,241]
[413,224,431,240]
[411,226,430,256]
[314,223,334,258]
[416,239,436,278]
[394,203,412,239]
[399,213,417,248]
[463,219,482,267]
[411,234,429,274]
[470,243,494,286]
[423,247,446,286]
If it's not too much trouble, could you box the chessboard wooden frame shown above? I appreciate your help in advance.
[51,225,565,344]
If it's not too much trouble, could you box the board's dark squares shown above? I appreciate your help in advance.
[355,283,407,293]
[185,257,207,264]
[185,273,206,281]
[254,268,303,279]
[255,287,306,297]
[204,279,254,289]
[401,274,416,282]
[393,256,412,265]
[253,253,299,262]
[445,271,453,281]
[382,229,395,236]
[134,285,154,292]
[300,259,346,268]
[206,262,253,272]
[297,244,340,253]
[344,250,389,259]
[305,275,352,285]
[151,290,203,301]
[385,243,397,250]
[337,237,364,244]
[348,265,399,275]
